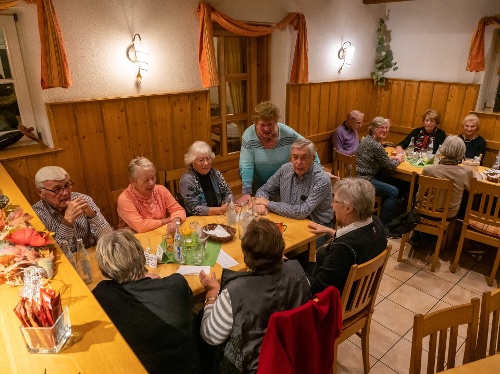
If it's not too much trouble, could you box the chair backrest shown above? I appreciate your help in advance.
[340,246,391,321]
[107,188,125,229]
[333,149,356,179]
[223,169,242,199]
[407,172,454,221]
[409,297,480,374]
[463,178,500,229]
[477,288,500,359]
[164,167,186,198]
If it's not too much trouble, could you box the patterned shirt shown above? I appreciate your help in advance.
[356,135,398,180]
[33,192,112,252]
[255,162,333,225]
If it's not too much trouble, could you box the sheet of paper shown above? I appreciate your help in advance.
[176,265,210,275]
[216,249,239,269]
[144,252,157,268]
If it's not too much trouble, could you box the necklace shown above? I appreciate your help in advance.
[463,135,477,143]
[258,131,277,142]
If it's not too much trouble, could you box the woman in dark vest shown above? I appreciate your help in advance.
[199,218,311,373]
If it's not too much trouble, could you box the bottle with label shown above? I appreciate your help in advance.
[433,145,442,165]
[60,239,77,270]
[173,221,185,264]
[426,137,434,163]
[406,137,415,157]
[76,238,93,284]
[227,195,237,226]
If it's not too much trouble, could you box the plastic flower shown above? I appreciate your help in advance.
[5,228,52,247]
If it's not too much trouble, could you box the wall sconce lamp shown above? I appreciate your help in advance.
[128,33,149,83]
[338,41,355,74]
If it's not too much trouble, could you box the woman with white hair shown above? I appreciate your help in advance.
[178,141,233,216]
[117,157,186,233]
[421,135,473,219]
[458,114,486,164]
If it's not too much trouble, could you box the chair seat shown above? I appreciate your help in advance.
[342,309,370,330]
[467,219,500,239]
[419,217,450,228]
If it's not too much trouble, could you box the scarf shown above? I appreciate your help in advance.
[125,184,166,219]
[414,127,437,151]
[439,158,459,166]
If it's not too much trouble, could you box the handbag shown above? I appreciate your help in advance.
[387,210,420,235]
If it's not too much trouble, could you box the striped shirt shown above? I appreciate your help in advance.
[32,192,112,252]
[201,289,233,345]
[255,162,333,225]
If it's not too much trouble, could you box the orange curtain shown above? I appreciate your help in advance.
[197,1,308,87]
[466,16,500,75]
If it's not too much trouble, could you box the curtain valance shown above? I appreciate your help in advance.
[1,0,71,89]
[466,16,500,75]
[197,1,308,87]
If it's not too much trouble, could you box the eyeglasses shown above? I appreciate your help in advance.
[194,157,212,164]
[291,155,311,162]
[40,181,74,195]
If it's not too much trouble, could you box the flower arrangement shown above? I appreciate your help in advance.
[0,194,54,286]
[371,18,398,87]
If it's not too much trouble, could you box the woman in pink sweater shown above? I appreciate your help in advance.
[117,157,186,233]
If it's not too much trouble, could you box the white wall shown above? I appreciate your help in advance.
[10,0,500,145]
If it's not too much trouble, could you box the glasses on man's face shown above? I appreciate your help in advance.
[40,181,74,195]
[291,155,311,162]
[194,157,212,164]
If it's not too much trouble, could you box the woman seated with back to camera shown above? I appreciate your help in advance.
[117,156,186,233]
[199,218,311,374]
[93,230,200,374]
[178,141,233,216]
[307,178,388,295]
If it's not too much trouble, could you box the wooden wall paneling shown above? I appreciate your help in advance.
[46,103,85,183]
[375,84,391,118]
[430,83,450,129]
[345,81,358,114]
[399,80,420,127]
[329,82,340,127]
[479,114,498,141]
[461,85,480,121]
[285,84,300,128]
[414,82,434,126]
[337,81,349,125]
[24,153,59,203]
[101,100,131,191]
[148,95,173,172]
[366,81,379,121]
[170,94,194,169]
[442,84,466,135]
[318,83,331,133]
[189,90,211,146]
[357,80,374,119]
[297,85,311,135]
[3,159,34,204]
[124,97,153,160]
[73,101,111,215]
[309,84,321,135]
[387,79,406,125]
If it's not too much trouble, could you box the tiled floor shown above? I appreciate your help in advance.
[337,234,499,373]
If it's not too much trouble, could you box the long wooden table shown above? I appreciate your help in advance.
[0,164,146,373]
[441,354,500,373]
[135,214,323,300]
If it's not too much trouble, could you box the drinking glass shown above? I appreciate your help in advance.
[192,242,203,266]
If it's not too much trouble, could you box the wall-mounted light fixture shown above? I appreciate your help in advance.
[338,41,355,74]
[127,33,149,83]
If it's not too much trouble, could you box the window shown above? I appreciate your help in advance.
[478,29,500,112]
[209,25,270,156]
[0,14,37,147]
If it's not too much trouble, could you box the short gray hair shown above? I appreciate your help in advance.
[128,157,156,180]
[184,141,215,168]
[333,178,375,221]
[290,138,316,158]
[440,135,465,161]
[348,110,364,121]
[462,114,480,130]
[35,166,69,187]
[96,229,147,284]
[368,117,390,135]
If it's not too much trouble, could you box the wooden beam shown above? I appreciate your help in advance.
[363,0,413,4]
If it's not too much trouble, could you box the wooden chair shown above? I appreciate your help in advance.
[450,178,500,286]
[107,188,125,229]
[398,172,454,272]
[332,149,381,216]
[223,169,242,199]
[164,167,186,198]
[477,289,500,359]
[333,246,391,374]
[409,297,480,374]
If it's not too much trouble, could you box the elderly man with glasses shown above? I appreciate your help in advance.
[32,166,112,252]
[254,138,333,247]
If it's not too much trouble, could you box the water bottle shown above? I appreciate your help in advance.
[406,137,415,157]
[173,221,185,264]
[227,195,237,226]
[60,239,77,270]
[76,238,93,284]
[426,137,434,162]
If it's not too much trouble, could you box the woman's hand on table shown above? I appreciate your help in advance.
[395,145,404,155]
[199,270,220,294]
[145,272,161,279]
[166,217,182,233]
[253,204,268,216]
[308,222,336,238]
[236,194,251,207]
